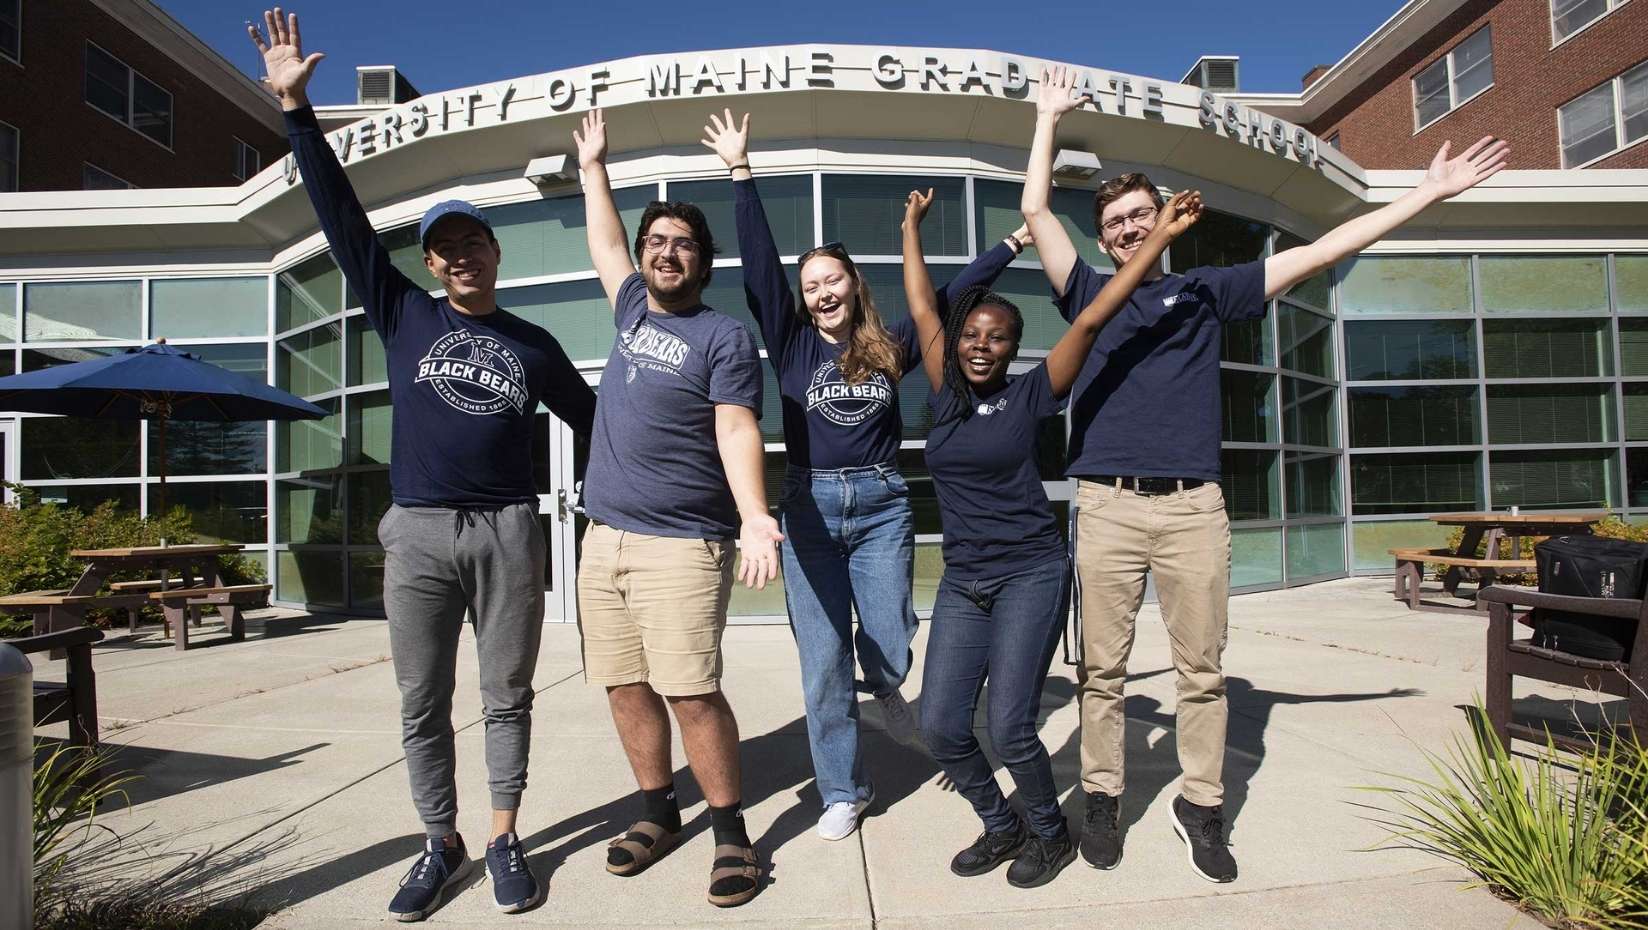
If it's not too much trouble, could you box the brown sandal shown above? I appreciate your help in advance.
[706,843,762,907]
[605,820,680,876]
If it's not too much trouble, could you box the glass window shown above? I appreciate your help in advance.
[23,280,140,341]
[974,179,1113,271]
[162,480,266,543]
[1560,82,1617,168]
[822,175,966,257]
[1278,303,1334,377]
[346,469,392,546]
[21,346,121,370]
[21,417,140,479]
[1619,255,1648,314]
[1625,383,1648,441]
[1169,209,1268,272]
[1413,26,1493,129]
[131,72,171,148]
[1222,317,1271,366]
[276,549,343,607]
[1349,385,1478,447]
[152,419,266,476]
[25,483,138,513]
[1286,523,1345,580]
[376,224,436,293]
[1482,318,1612,378]
[277,397,341,473]
[1351,519,1452,571]
[275,475,342,544]
[1486,384,1615,444]
[1553,0,1610,40]
[698,266,758,340]
[1222,449,1279,520]
[1625,61,1648,149]
[670,175,813,259]
[1275,231,1331,311]
[1413,57,1451,128]
[151,277,267,338]
[0,121,16,193]
[0,0,16,62]
[487,184,654,281]
[1344,319,1476,380]
[276,253,342,331]
[84,43,128,121]
[348,550,385,609]
[1221,370,1276,443]
[82,164,133,191]
[987,267,1074,353]
[1338,256,1472,315]
[347,390,392,466]
[1281,376,1336,448]
[1286,451,1341,518]
[0,282,14,340]
[1627,447,1648,507]
[346,315,387,386]
[1231,527,1283,587]
[500,278,617,362]
[276,322,342,397]
[233,138,260,183]
[1490,449,1617,509]
[1480,255,1607,312]
[1351,451,1482,515]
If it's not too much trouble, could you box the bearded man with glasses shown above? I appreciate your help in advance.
[573,108,779,909]
[1021,66,1507,885]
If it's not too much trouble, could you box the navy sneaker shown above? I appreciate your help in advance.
[486,831,542,913]
[388,834,474,922]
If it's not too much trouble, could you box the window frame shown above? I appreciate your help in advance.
[1551,0,1633,47]
[0,0,20,66]
[83,40,174,151]
[1558,59,1648,168]
[1411,25,1495,132]
[82,163,135,191]
[0,119,17,193]
[233,137,261,182]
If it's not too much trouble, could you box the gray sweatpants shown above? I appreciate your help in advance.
[378,502,545,838]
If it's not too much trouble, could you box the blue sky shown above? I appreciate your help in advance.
[161,0,1406,106]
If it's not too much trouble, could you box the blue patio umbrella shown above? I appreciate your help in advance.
[0,341,327,511]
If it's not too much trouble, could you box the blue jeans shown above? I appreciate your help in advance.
[921,557,1071,839]
[781,462,918,807]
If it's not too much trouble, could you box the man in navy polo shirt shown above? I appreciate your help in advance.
[253,10,596,920]
[1020,65,1508,884]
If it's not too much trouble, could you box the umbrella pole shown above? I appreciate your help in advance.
[155,415,168,520]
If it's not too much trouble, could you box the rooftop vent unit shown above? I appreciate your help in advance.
[1180,56,1240,95]
[356,66,420,106]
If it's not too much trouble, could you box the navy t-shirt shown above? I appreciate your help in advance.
[734,178,1018,470]
[583,274,764,540]
[1055,258,1267,481]
[285,106,595,508]
[924,366,1067,581]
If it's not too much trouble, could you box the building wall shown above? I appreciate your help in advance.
[0,0,286,191]
[1307,0,1648,169]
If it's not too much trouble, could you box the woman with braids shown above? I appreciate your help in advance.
[702,109,1032,841]
[902,184,1200,887]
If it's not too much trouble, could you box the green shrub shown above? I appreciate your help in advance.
[0,485,265,635]
[1362,709,1648,929]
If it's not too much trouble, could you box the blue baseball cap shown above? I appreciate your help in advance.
[418,200,493,250]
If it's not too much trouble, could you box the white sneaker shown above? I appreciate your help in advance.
[877,689,924,749]
[817,787,875,841]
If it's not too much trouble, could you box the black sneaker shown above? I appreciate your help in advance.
[1079,791,1122,869]
[486,832,542,913]
[1169,796,1237,883]
[949,823,1028,877]
[388,834,474,922]
[1006,830,1077,888]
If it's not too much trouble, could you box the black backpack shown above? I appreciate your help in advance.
[1532,535,1645,662]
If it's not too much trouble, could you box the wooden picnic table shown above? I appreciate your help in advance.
[65,544,242,598]
[1427,511,1606,596]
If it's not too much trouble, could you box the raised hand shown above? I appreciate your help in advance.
[1421,135,1510,199]
[737,514,784,590]
[1011,222,1035,249]
[701,108,751,169]
[902,188,935,230]
[573,109,608,169]
[246,7,323,107]
[1036,66,1091,118]
[1153,190,1203,239]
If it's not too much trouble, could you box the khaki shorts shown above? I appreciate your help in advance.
[575,522,735,696]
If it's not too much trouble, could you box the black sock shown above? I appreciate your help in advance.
[709,801,750,848]
[643,784,681,833]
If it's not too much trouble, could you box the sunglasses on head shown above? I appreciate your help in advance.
[798,241,851,265]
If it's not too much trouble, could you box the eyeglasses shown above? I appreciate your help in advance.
[642,234,702,256]
[1100,206,1158,234]
[798,241,849,265]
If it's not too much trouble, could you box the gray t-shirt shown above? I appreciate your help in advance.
[583,273,764,539]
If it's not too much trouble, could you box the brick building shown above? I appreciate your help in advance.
[1229,0,1648,169]
[0,0,287,192]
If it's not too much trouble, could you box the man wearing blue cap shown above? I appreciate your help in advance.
[252,9,596,920]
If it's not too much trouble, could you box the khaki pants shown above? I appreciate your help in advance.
[1074,478,1231,807]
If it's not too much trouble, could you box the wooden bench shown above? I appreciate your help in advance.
[6,625,105,751]
[0,589,150,655]
[149,583,272,651]
[1477,585,1645,752]
[108,578,190,593]
[1390,547,1537,613]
